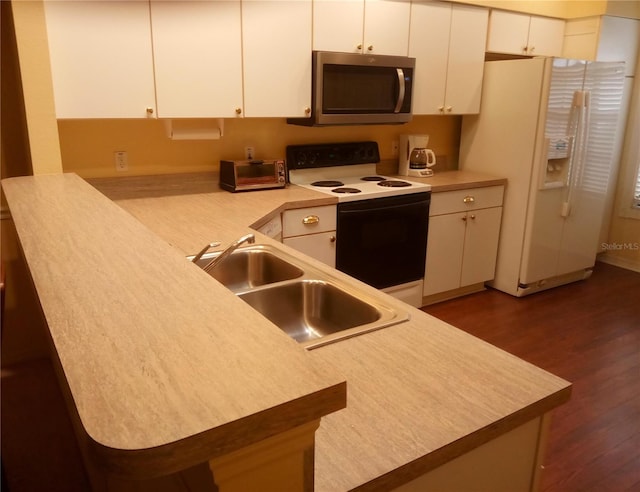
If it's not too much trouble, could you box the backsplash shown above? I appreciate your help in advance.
[57,116,461,178]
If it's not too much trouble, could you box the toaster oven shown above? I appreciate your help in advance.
[219,159,287,192]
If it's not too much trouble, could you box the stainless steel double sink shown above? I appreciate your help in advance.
[188,244,409,349]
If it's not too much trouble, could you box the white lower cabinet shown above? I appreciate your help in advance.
[282,206,336,268]
[394,416,549,492]
[423,186,504,300]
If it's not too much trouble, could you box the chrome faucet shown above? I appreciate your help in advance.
[201,233,255,272]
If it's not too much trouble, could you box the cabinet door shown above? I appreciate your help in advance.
[528,16,565,57]
[409,1,450,115]
[460,207,502,287]
[423,212,466,297]
[410,3,487,115]
[486,10,530,55]
[242,0,312,117]
[363,0,411,55]
[151,1,243,118]
[283,232,336,268]
[444,5,488,114]
[313,0,364,53]
[44,0,156,118]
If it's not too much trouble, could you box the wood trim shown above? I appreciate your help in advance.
[209,420,320,492]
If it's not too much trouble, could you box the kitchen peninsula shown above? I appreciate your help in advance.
[1,171,571,491]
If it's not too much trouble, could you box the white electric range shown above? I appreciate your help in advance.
[285,141,431,307]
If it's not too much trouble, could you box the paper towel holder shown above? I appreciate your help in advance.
[164,118,224,140]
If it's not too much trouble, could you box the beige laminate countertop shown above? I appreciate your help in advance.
[2,170,569,491]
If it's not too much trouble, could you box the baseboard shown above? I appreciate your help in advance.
[597,254,640,273]
[421,283,486,306]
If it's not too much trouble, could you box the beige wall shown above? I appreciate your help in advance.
[453,0,607,18]
[58,116,461,178]
[455,0,640,19]
[9,0,62,176]
[601,47,640,272]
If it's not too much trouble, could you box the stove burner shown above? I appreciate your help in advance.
[311,180,344,187]
[377,180,412,188]
[361,176,386,182]
[332,187,362,194]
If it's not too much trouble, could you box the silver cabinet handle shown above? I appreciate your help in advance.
[302,215,319,225]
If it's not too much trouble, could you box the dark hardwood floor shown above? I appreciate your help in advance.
[1,261,638,491]
[423,261,640,492]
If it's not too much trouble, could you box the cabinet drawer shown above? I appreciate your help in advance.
[430,185,504,216]
[282,205,337,237]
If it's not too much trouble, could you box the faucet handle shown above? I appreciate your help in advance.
[191,241,221,263]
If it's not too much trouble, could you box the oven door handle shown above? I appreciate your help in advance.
[339,201,428,215]
[394,68,405,114]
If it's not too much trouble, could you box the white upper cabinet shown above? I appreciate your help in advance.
[410,2,488,115]
[487,10,565,57]
[313,0,411,56]
[242,0,312,117]
[313,0,364,53]
[150,1,243,118]
[44,0,156,119]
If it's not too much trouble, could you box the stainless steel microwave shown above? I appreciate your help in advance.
[288,51,416,127]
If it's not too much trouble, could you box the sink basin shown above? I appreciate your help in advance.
[239,280,381,344]
[189,245,303,293]
[188,243,409,348]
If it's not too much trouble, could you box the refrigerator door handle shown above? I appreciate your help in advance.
[563,90,591,218]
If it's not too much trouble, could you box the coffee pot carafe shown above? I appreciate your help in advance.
[399,134,436,177]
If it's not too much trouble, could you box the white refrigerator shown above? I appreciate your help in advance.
[460,57,625,296]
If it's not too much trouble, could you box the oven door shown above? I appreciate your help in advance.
[336,192,430,289]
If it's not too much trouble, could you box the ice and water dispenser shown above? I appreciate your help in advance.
[541,136,573,189]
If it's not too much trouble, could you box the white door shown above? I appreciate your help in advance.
[242,0,312,117]
[520,187,564,284]
[151,1,243,118]
[283,232,336,268]
[409,1,450,115]
[460,207,503,286]
[444,5,488,114]
[527,16,565,57]
[423,213,466,296]
[363,0,411,56]
[486,10,530,55]
[44,0,156,118]
[313,0,364,53]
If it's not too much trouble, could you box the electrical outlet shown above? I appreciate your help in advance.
[391,141,399,156]
[245,146,255,160]
[114,151,128,172]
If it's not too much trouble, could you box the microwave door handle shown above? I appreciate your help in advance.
[394,68,405,113]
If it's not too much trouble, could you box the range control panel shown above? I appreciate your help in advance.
[286,141,380,172]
